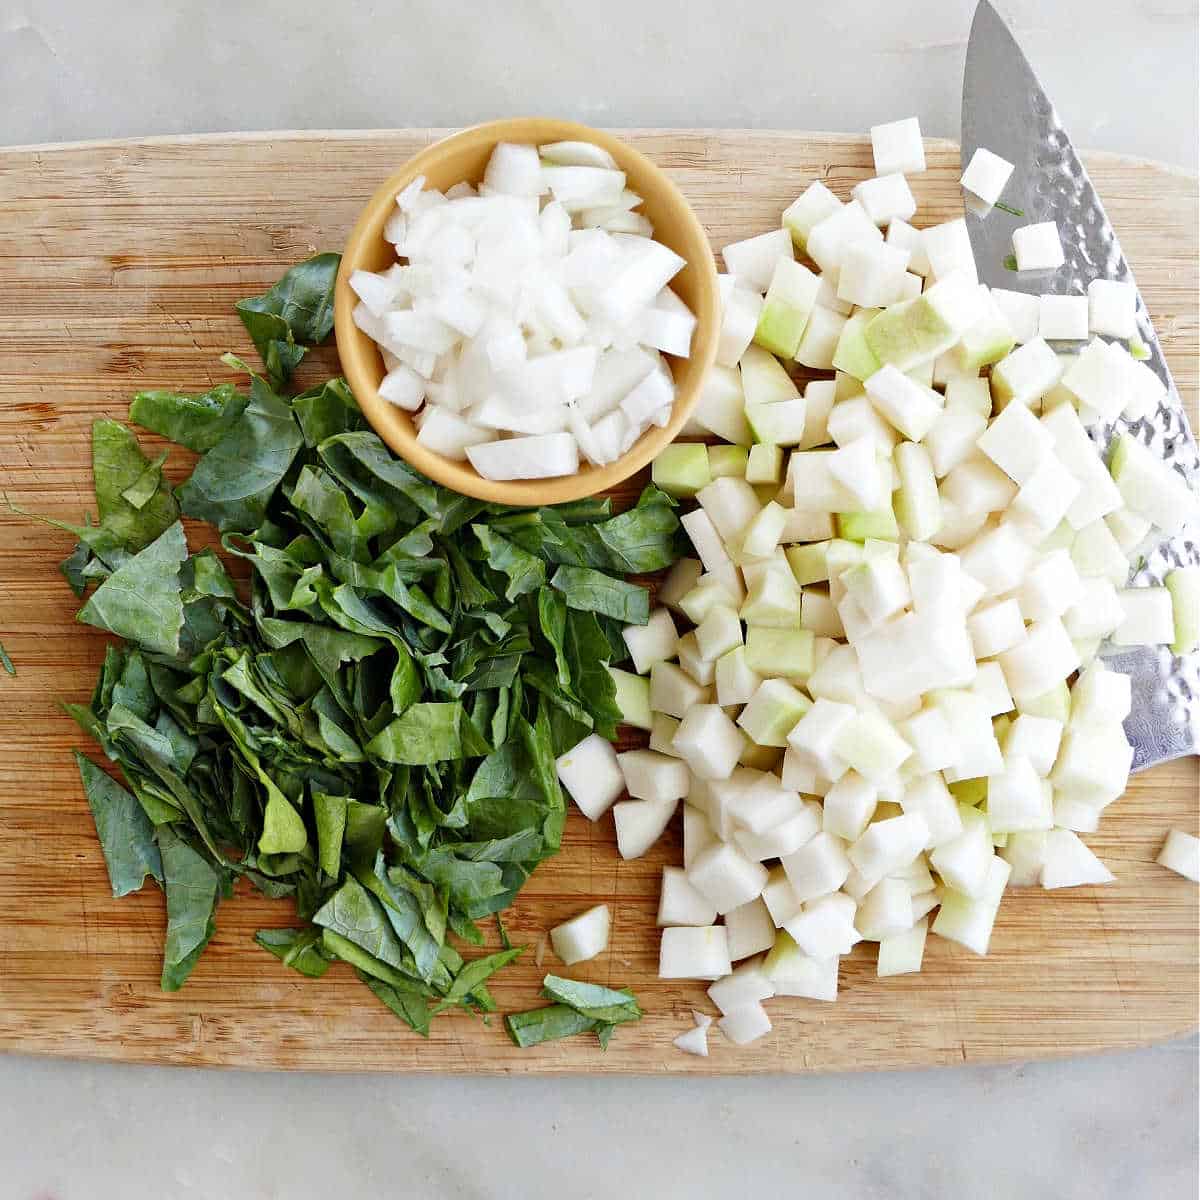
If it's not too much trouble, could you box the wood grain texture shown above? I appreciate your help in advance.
[0,131,1195,1074]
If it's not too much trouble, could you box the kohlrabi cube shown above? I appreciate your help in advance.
[1112,586,1175,646]
[683,804,718,871]
[707,959,775,1015]
[831,309,883,381]
[924,406,989,479]
[737,679,811,747]
[870,117,926,176]
[970,660,1015,717]
[782,180,843,251]
[1009,453,1083,536]
[609,666,653,730]
[986,756,1053,833]
[1105,506,1153,553]
[1011,221,1065,272]
[718,1000,773,1044]
[1037,294,1089,341]
[796,379,839,450]
[960,147,1015,209]
[956,289,1016,370]
[652,443,711,498]
[821,771,879,841]
[754,259,822,357]
[784,892,862,958]
[795,305,849,371]
[828,394,902,451]
[740,343,801,406]
[837,241,912,309]
[659,925,732,980]
[1069,519,1128,582]
[673,704,745,781]
[990,337,1063,409]
[852,173,917,226]
[1017,549,1083,622]
[650,712,682,758]
[1063,577,1125,640]
[807,200,884,273]
[832,711,912,785]
[760,866,803,926]
[864,365,943,441]
[694,605,744,664]
[614,795,679,859]
[746,401,808,448]
[722,228,794,292]
[1002,714,1064,777]
[735,804,821,861]
[899,706,957,773]
[650,661,710,719]
[799,589,846,637]
[999,617,1081,702]
[827,438,887,511]
[989,288,1041,345]
[744,627,815,681]
[680,508,734,576]
[550,904,611,965]
[1156,830,1200,882]
[854,877,915,942]
[1110,433,1199,535]
[932,853,1011,954]
[618,749,691,803]
[658,865,719,927]
[886,218,931,276]
[724,897,778,961]
[1087,278,1137,339]
[467,430,579,479]
[900,774,963,848]
[1040,829,1115,889]
[893,441,942,541]
[741,566,804,629]
[622,608,679,675]
[556,733,627,822]
[763,931,839,1000]
[922,218,978,283]
[1165,566,1200,654]
[958,523,1034,597]
[740,501,789,559]
[785,697,855,779]
[929,806,995,897]
[781,831,852,901]
[717,285,765,368]
[745,442,783,485]
[967,598,1026,659]
[688,842,769,915]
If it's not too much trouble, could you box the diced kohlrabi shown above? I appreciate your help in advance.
[551,904,611,965]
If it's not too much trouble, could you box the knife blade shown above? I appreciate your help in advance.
[962,0,1199,770]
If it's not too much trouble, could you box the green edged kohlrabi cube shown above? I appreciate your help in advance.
[745,626,815,681]
[608,667,653,730]
[651,442,711,498]
[831,308,882,381]
[1110,433,1199,536]
[1165,566,1200,655]
[894,441,942,541]
[794,305,849,371]
[708,444,750,477]
[745,442,783,484]
[989,337,1063,410]
[782,181,842,252]
[785,540,831,586]
[865,270,987,373]
[747,399,807,447]
[956,288,1016,370]
[840,504,897,542]
[740,565,803,629]
[753,259,822,358]
[737,678,812,747]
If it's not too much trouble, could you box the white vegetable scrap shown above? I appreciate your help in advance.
[350,141,697,479]
[564,119,1200,1050]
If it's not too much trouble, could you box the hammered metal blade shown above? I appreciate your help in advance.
[962,0,1199,769]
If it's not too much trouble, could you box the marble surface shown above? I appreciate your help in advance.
[1,1,1197,1197]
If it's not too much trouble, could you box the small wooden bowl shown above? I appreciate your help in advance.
[334,118,720,505]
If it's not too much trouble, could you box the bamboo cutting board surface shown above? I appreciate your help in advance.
[0,131,1196,1074]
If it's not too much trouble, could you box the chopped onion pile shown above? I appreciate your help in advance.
[553,116,1200,1050]
[349,140,696,480]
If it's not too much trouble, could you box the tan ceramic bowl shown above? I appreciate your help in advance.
[334,118,720,505]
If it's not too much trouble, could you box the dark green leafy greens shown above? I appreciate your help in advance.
[0,639,13,677]
[45,255,681,1034]
[505,974,643,1050]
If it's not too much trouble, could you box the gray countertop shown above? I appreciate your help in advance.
[1,1,1196,1196]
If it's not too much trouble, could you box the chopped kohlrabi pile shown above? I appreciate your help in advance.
[552,117,1200,1050]
[349,140,696,480]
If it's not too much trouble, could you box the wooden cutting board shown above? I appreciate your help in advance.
[0,131,1196,1074]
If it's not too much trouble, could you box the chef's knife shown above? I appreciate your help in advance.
[961,0,1199,770]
